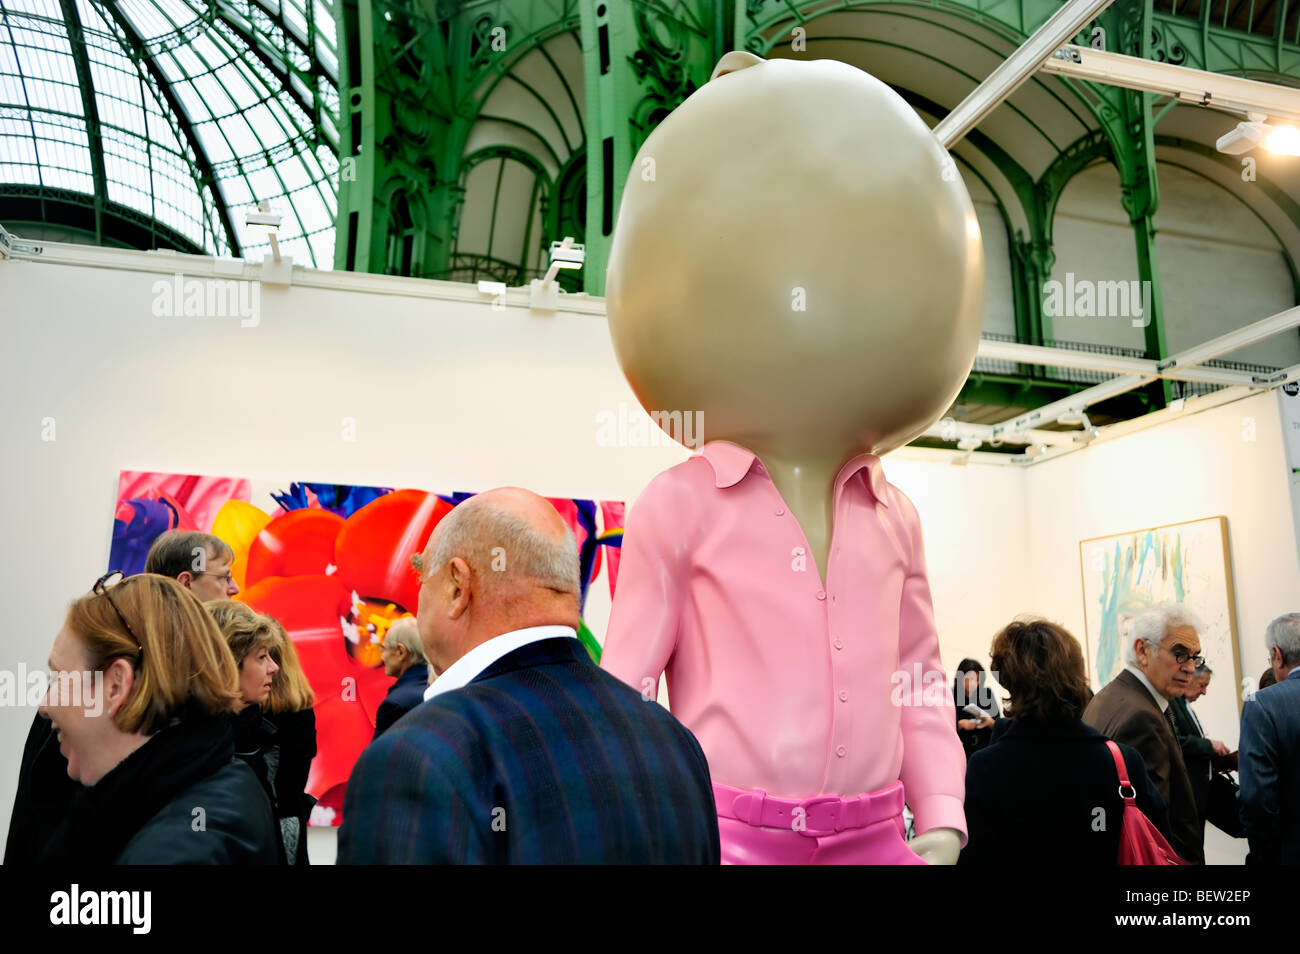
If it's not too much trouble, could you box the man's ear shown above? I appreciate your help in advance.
[1133,638,1148,666]
[446,557,472,620]
[709,50,763,83]
[176,571,194,589]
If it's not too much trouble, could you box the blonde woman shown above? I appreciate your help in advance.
[37,572,278,864]
[263,618,318,865]
[206,600,286,862]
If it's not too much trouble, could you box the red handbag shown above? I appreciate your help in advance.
[1105,740,1188,865]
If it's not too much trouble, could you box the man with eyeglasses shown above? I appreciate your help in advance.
[144,531,240,600]
[1084,602,1207,863]
[1170,664,1242,842]
[372,617,430,740]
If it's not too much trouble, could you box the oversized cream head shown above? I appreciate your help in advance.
[605,52,984,460]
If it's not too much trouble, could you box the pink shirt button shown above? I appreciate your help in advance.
[833,638,844,650]
[775,507,785,516]
[836,746,847,758]
[839,690,849,702]
[816,590,826,600]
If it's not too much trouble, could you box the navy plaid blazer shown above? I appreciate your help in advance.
[337,636,719,864]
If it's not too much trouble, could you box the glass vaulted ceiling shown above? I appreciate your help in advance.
[0,0,338,266]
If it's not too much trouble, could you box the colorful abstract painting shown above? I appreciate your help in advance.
[1079,516,1242,740]
[110,470,625,826]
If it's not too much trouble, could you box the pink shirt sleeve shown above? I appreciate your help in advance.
[894,491,968,843]
[600,472,683,698]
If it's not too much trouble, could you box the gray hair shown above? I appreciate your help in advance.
[1265,613,1300,666]
[422,498,580,598]
[1193,663,1213,679]
[385,616,426,664]
[1125,602,1206,666]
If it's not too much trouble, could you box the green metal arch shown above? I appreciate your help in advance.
[1039,128,1116,245]
[1151,136,1300,301]
[453,143,553,268]
[742,0,1144,208]
[794,32,1069,152]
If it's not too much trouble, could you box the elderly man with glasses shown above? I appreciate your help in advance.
[372,617,430,740]
[1084,602,1207,863]
[1239,613,1300,864]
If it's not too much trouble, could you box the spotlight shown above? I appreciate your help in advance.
[531,237,584,311]
[1216,121,1266,155]
[246,201,291,283]
[1057,407,1091,429]
[1216,117,1300,156]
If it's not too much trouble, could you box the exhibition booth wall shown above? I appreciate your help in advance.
[1,248,1293,865]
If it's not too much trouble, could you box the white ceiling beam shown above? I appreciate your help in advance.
[934,0,1118,148]
[977,339,1155,375]
[992,374,1156,436]
[1040,44,1300,124]
[1155,305,1300,373]
[975,341,1261,386]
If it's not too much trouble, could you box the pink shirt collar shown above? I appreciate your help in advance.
[696,440,889,506]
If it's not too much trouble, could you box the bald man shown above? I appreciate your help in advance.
[337,488,719,864]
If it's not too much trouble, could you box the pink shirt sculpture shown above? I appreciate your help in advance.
[603,441,966,837]
[600,51,985,863]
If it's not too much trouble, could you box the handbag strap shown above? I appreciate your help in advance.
[1105,739,1138,803]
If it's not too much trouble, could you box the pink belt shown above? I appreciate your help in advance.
[713,781,905,838]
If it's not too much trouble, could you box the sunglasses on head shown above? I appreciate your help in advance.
[93,570,144,667]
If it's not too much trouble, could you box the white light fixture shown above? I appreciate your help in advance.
[530,237,584,311]
[246,201,292,284]
[1216,115,1300,156]
[546,238,585,273]
[1057,407,1091,428]
[477,280,507,297]
[1023,443,1048,459]
[245,201,282,243]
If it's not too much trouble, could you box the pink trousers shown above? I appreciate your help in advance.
[713,781,928,865]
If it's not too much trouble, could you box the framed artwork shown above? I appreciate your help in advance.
[109,470,625,826]
[1078,516,1243,736]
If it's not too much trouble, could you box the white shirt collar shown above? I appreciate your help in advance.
[423,625,577,702]
[1125,665,1170,712]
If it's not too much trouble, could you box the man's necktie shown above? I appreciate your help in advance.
[1165,707,1178,737]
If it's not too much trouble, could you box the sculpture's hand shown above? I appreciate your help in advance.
[909,827,961,865]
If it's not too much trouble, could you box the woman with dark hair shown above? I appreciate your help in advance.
[953,658,999,757]
[36,573,279,864]
[959,617,1171,865]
